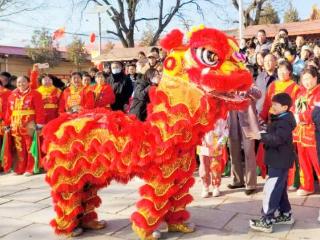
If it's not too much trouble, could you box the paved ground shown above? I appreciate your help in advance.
[0,172,320,240]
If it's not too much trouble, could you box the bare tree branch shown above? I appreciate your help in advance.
[79,0,92,24]
[106,30,119,36]
[135,17,158,23]
[116,0,129,32]
[80,0,269,47]
[0,0,46,18]
[229,0,287,27]
[175,12,192,31]
[231,0,239,10]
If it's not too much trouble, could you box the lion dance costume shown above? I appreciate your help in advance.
[43,26,253,240]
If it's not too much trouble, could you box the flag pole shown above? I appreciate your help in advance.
[98,12,102,56]
[238,0,244,42]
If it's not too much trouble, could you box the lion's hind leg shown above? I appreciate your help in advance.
[80,184,106,230]
[50,190,84,237]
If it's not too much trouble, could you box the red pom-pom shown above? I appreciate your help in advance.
[160,29,184,51]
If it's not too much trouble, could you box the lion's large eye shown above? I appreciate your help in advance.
[194,47,219,67]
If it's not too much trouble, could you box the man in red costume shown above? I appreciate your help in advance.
[59,72,94,114]
[4,76,45,175]
[29,64,61,123]
[37,74,62,123]
[293,66,320,196]
[91,71,115,109]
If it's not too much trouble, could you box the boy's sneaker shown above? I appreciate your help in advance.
[249,218,273,233]
[274,212,295,225]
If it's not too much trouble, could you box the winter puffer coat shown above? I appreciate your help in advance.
[261,111,297,169]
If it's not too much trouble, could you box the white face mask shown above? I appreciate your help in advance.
[151,77,159,84]
[112,68,121,74]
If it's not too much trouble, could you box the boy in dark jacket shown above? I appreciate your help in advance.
[250,93,296,233]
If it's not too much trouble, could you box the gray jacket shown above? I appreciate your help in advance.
[255,71,277,114]
[255,41,272,53]
[228,86,262,140]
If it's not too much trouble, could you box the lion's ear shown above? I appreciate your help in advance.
[160,29,184,51]
[227,37,239,52]
[227,37,246,63]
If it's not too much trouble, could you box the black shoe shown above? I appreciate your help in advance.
[245,189,256,195]
[227,184,245,189]
[249,218,273,233]
[274,213,295,225]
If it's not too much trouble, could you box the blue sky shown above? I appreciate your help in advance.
[0,0,319,48]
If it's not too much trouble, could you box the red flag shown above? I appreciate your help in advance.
[256,143,267,178]
[53,27,65,40]
[90,33,96,43]
[221,145,228,173]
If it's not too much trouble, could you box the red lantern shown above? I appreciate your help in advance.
[97,62,103,71]
[52,27,65,40]
[90,33,96,43]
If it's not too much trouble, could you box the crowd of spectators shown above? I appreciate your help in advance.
[241,29,320,81]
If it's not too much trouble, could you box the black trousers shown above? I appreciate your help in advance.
[262,167,291,220]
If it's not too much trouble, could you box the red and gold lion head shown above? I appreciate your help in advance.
[160,25,253,106]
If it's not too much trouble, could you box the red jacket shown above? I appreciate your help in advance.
[293,84,320,147]
[37,85,61,123]
[0,86,11,135]
[5,87,45,135]
[59,86,95,113]
[260,79,300,121]
[30,70,39,90]
[0,86,11,120]
[91,84,115,109]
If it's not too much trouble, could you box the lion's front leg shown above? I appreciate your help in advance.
[165,176,195,233]
[131,179,176,240]
[165,153,196,233]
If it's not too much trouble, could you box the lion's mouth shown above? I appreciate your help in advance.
[209,90,249,102]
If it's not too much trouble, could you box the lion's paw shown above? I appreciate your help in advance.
[168,222,195,233]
